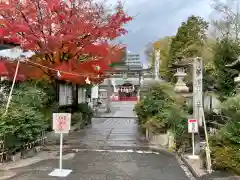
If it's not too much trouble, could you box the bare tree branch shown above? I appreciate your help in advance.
[211,0,240,40]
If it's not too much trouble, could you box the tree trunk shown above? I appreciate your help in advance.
[51,79,59,113]
[55,80,59,103]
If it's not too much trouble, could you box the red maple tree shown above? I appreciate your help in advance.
[0,0,131,84]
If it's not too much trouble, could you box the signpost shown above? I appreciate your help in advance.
[49,113,72,177]
[188,119,199,159]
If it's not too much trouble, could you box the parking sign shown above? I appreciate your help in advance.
[188,119,198,133]
[53,113,71,134]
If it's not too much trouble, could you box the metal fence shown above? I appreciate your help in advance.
[0,130,47,163]
[206,114,228,135]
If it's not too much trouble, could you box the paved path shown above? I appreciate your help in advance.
[9,150,191,180]
[97,101,137,118]
[64,101,145,149]
[7,101,193,180]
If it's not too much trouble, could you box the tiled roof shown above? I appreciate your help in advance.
[0,38,19,50]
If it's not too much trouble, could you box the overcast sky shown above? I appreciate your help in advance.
[108,0,213,64]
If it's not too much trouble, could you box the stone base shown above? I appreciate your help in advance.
[187,155,200,160]
[35,146,42,153]
[174,85,189,93]
[10,152,21,162]
[146,129,168,147]
[49,169,72,177]
[146,129,176,150]
[22,149,36,159]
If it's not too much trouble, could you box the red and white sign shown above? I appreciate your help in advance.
[53,113,71,134]
[188,119,198,133]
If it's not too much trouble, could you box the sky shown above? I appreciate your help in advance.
[108,0,213,65]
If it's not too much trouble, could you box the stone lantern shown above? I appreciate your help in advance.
[171,62,190,93]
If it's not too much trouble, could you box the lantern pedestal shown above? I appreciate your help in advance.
[174,67,189,93]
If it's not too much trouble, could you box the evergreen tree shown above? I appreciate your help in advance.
[169,15,208,63]
[213,38,240,99]
[167,15,208,81]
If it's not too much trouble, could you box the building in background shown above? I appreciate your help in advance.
[99,48,153,101]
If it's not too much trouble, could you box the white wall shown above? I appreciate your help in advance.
[78,87,86,103]
[186,94,221,113]
[59,84,72,105]
[203,95,221,112]
[59,84,87,105]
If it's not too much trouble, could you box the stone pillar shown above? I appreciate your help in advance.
[193,57,203,127]
[154,50,160,80]
[174,67,189,93]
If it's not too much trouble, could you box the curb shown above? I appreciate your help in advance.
[180,155,200,178]
[93,116,137,119]
[144,137,199,179]
[147,145,175,157]
[0,121,89,180]
[147,145,199,179]
[0,170,16,180]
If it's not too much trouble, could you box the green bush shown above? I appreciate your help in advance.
[58,105,73,113]
[134,82,189,150]
[134,102,147,125]
[134,83,185,125]
[0,105,46,146]
[0,81,48,150]
[58,102,93,126]
[209,130,240,174]
[77,103,93,125]
[208,94,240,174]
[13,81,51,110]
[71,112,83,126]
[221,94,240,122]
[217,94,240,145]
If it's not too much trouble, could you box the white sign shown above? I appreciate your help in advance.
[188,119,198,133]
[49,113,72,177]
[53,113,71,134]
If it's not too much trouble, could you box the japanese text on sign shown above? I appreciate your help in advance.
[53,113,71,134]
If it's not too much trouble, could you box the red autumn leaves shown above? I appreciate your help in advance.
[0,0,131,84]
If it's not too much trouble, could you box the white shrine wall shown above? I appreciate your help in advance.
[59,84,86,105]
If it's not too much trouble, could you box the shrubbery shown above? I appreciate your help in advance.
[0,81,49,150]
[209,94,240,174]
[58,102,93,126]
[0,80,92,152]
[134,82,189,150]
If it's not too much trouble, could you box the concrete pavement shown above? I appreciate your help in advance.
[9,150,192,180]
[63,101,144,150]
[5,101,194,180]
